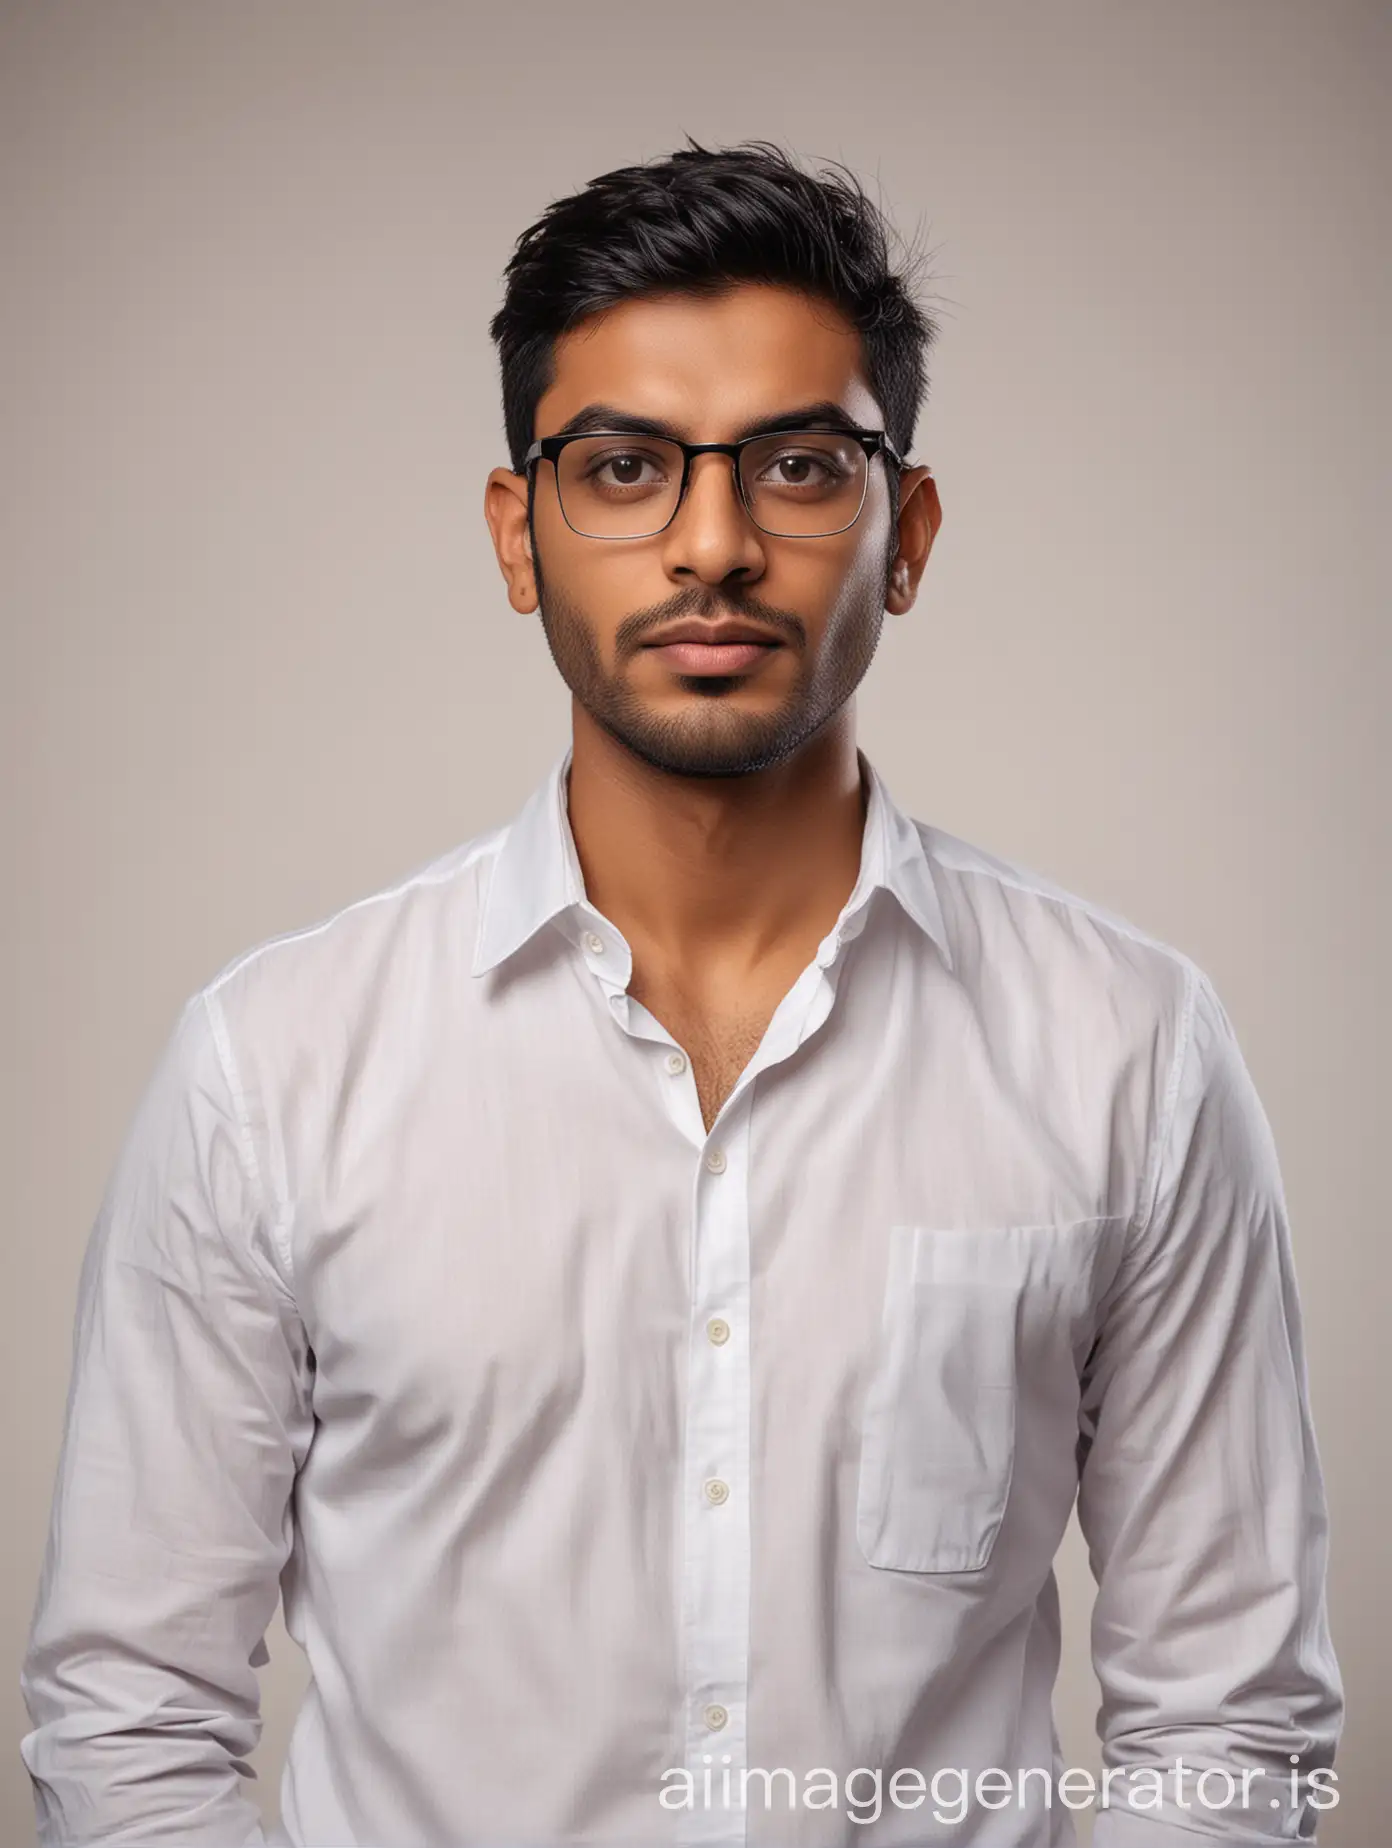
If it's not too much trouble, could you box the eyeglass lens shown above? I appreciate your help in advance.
[552,432,870,538]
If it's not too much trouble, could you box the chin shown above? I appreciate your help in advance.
[601,705,820,781]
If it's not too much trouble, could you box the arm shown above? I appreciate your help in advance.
[20,986,313,1845]
[1076,963,1343,1845]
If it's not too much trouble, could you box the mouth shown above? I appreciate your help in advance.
[640,621,785,678]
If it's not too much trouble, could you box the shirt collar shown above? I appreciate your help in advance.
[471,749,953,978]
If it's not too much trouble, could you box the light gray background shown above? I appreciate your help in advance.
[2,2,1385,1842]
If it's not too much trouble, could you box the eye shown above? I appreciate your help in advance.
[583,447,671,490]
[755,447,851,489]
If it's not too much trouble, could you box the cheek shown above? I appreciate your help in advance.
[536,497,653,589]
[784,531,885,631]
[537,552,649,662]
[530,492,576,560]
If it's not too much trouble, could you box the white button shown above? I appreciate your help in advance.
[703,1703,728,1731]
[706,1317,731,1346]
[704,1477,730,1505]
[665,1050,687,1076]
[705,1147,727,1175]
[583,931,605,956]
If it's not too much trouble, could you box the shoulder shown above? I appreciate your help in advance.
[194,821,509,1053]
[916,816,1202,1043]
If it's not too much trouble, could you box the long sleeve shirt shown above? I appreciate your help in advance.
[21,750,1343,1847]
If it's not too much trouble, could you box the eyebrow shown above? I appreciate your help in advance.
[550,400,871,443]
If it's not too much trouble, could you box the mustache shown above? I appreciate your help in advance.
[613,585,807,657]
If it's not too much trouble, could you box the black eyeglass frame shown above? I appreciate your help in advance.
[522,425,910,539]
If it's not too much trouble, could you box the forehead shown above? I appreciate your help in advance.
[536,283,881,439]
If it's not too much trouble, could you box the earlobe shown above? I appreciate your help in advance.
[885,556,913,615]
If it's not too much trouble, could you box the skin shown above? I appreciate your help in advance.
[485,283,942,1127]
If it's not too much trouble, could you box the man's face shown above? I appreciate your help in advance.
[486,283,939,778]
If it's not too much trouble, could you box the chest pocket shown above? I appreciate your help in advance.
[856,1221,1117,1575]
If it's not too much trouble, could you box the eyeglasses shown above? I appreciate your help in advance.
[522,425,908,540]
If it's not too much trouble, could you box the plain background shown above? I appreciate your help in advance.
[2,2,1386,1842]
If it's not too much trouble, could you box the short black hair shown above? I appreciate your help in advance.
[488,139,937,476]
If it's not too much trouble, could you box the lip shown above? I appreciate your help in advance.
[640,620,784,678]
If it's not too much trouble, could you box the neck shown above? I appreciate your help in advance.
[564,701,867,978]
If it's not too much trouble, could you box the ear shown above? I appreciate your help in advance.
[885,466,942,616]
[484,467,539,613]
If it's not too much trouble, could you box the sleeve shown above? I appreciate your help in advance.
[20,985,315,1846]
[1075,963,1344,1846]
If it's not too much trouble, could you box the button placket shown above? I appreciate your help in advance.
[677,1095,752,1845]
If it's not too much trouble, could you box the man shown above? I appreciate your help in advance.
[22,141,1342,1848]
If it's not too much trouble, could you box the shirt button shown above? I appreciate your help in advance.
[704,1147,727,1175]
[583,931,605,956]
[706,1317,731,1346]
[703,1703,729,1732]
[704,1477,730,1506]
[664,1050,688,1076]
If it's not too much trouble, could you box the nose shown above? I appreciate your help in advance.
[659,451,767,587]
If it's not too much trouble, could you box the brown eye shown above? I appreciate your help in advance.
[767,453,833,486]
[582,448,670,490]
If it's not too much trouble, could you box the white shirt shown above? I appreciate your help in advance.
[21,752,1342,1848]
